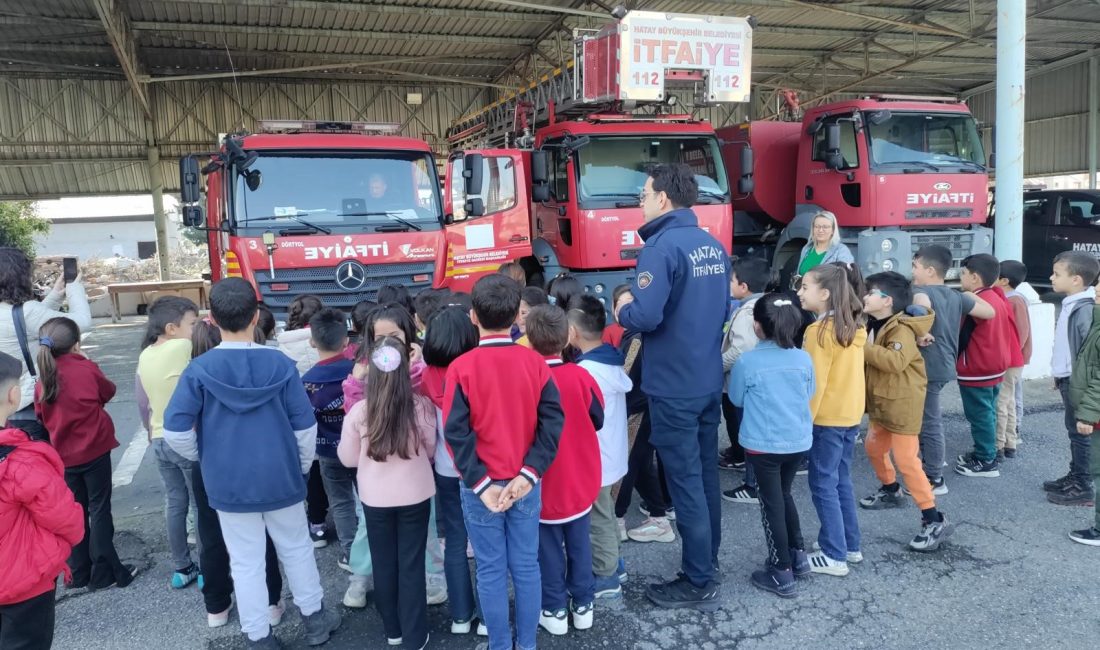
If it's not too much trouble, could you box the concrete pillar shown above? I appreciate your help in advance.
[1090,54,1098,190]
[145,119,170,281]
[993,0,1025,261]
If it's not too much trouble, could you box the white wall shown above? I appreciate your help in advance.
[34,219,182,260]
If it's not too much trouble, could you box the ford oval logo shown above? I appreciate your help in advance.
[933,182,952,191]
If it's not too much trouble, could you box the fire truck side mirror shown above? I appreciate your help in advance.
[737,145,754,194]
[180,156,202,204]
[465,198,486,217]
[463,153,484,196]
[182,205,205,228]
[532,185,551,203]
[824,123,843,171]
[530,151,550,185]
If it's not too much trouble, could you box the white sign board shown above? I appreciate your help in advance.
[619,11,752,104]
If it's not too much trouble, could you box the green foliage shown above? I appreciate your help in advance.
[0,201,50,256]
[181,226,208,247]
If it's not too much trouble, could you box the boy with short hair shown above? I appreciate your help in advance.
[1045,251,1100,506]
[569,295,636,591]
[1067,288,1100,544]
[996,261,1033,459]
[136,296,201,590]
[911,245,994,492]
[442,274,565,650]
[302,308,357,568]
[526,304,603,635]
[0,351,84,650]
[719,257,769,496]
[413,289,448,337]
[858,272,953,551]
[164,278,340,649]
[953,254,1022,479]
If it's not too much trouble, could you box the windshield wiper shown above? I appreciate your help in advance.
[942,159,986,173]
[696,189,729,204]
[892,161,941,172]
[238,213,332,234]
[340,211,424,232]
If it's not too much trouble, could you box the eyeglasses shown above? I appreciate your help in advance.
[866,289,889,299]
[813,224,834,231]
[638,190,655,203]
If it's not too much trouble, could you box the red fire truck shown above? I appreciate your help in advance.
[178,120,526,315]
[721,95,994,283]
[445,11,752,300]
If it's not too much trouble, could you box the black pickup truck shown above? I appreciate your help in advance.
[1013,189,1100,287]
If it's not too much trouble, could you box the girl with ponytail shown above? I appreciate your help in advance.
[34,317,135,589]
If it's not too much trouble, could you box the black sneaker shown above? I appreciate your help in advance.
[302,606,341,646]
[645,576,720,612]
[718,456,745,471]
[859,486,906,510]
[1046,482,1095,507]
[956,451,979,465]
[909,514,954,552]
[1069,527,1100,546]
[789,548,811,579]
[721,484,759,504]
[995,450,1006,463]
[751,567,796,599]
[1003,448,1017,459]
[955,457,1000,478]
[247,634,283,649]
[1043,474,1073,493]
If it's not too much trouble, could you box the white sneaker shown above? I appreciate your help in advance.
[617,517,627,542]
[477,622,488,636]
[812,541,863,564]
[426,573,448,605]
[807,551,849,576]
[538,608,568,635]
[627,517,675,543]
[343,575,368,608]
[268,599,285,627]
[571,602,593,630]
[207,603,233,628]
[451,618,474,634]
[387,637,402,646]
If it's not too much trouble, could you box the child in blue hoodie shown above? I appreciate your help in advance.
[728,294,815,599]
[164,278,341,648]
[302,308,357,569]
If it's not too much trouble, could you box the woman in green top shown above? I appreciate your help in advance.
[796,210,854,280]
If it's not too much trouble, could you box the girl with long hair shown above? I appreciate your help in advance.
[33,317,134,590]
[338,337,436,649]
[796,264,867,578]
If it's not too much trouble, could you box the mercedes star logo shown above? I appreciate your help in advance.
[335,260,367,291]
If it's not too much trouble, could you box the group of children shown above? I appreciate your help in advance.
[5,243,1100,648]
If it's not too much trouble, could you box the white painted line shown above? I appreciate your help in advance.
[112,428,149,488]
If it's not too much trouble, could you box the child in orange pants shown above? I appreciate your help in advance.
[860,272,954,552]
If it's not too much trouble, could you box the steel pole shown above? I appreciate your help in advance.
[146,119,170,281]
[1089,53,1098,190]
[993,0,1026,260]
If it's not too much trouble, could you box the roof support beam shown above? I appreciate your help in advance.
[131,21,531,46]
[174,0,558,23]
[90,0,150,119]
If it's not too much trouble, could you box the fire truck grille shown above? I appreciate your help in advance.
[254,262,435,312]
[909,232,974,260]
[905,209,973,220]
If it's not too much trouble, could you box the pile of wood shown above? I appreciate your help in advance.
[33,250,209,298]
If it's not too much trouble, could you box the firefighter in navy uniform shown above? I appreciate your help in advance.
[618,163,730,611]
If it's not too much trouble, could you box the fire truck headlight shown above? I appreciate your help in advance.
[882,259,896,271]
[881,239,895,253]
[981,234,992,250]
[593,283,605,294]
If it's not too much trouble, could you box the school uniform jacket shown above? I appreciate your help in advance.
[442,336,565,496]
[865,309,934,435]
[957,285,1021,388]
[540,358,604,524]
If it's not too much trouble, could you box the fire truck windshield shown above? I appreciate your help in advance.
[574,136,729,208]
[232,151,442,233]
[866,112,986,171]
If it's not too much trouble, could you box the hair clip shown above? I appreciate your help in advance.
[370,346,402,373]
[39,336,54,349]
[773,299,793,307]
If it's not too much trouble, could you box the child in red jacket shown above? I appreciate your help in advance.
[34,317,135,590]
[954,255,1022,478]
[0,351,84,648]
[526,305,604,636]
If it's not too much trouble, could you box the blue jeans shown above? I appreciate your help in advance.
[648,393,723,587]
[808,425,861,562]
[318,456,358,558]
[461,482,542,650]
[435,473,477,623]
[152,438,197,571]
[538,515,594,611]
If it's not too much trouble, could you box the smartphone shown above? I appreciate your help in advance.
[63,257,79,283]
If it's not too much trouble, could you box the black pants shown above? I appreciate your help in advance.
[64,452,129,589]
[191,464,282,614]
[0,588,55,650]
[750,452,805,571]
[615,411,672,518]
[1058,377,1093,486]
[362,499,430,648]
[721,397,744,462]
[306,461,329,526]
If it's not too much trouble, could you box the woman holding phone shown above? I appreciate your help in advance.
[0,247,92,439]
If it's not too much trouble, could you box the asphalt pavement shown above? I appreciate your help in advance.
[50,318,1100,650]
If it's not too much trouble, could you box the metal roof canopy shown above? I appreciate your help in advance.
[1,0,1099,203]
